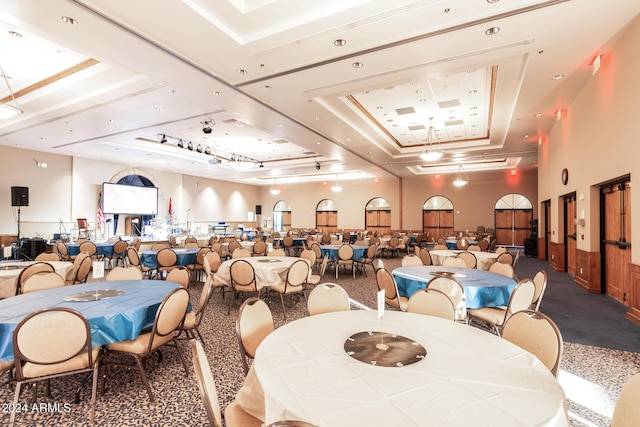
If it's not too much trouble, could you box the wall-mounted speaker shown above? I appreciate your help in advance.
[255,205,262,215]
[11,186,29,207]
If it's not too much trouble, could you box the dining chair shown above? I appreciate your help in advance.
[307,254,329,286]
[228,259,265,315]
[34,251,60,261]
[183,242,200,249]
[442,257,467,268]
[383,236,400,258]
[307,283,350,316]
[184,236,198,245]
[495,246,507,255]
[502,310,563,377]
[611,372,640,427]
[456,238,469,250]
[105,265,143,281]
[418,248,433,266]
[10,307,100,427]
[65,253,92,285]
[56,240,71,261]
[488,261,515,278]
[407,288,456,321]
[181,274,215,346]
[190,339,262,427]
[267,248,286,257]
[103,287,189,403]
[467,245,481,252]
[336,244,355,278]
[20,271,66,294]
[467,279,536,336]
[310,243,323,270]
[187,247,211,284]
[375,268,408,311]
[79,241,98,259]
[236,297,274,375]
[15,262,55,295]
[456,251,477,269]
[127,246,153,278]
[155,247,177,278]
[496,252,514,265]
[166,266,190,288]
[299,248,316,268]
[227,241,241,255]
[401,254,423,266]
[270,259,309,321]
[426,277,467,322]
[477,239,489,251]
[104,239,129,269]
[531,270,548,310]
[76,218,92,239]
[203,251,228,300]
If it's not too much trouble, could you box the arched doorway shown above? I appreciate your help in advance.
[316,199,338,232]
[494,194,533,246]
[365,197,391,235]
[273,200,291,232]
[423,196,453,240]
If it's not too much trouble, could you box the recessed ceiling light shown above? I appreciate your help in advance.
[262,85,271,90]
[468,89,478,95]
[485,26,500,35]
[415,90,423,94]
[552,74,564,80]
[8,31,22,38]
[352,62,363,68]
[61,16,78,25]
[334,39,346,47]
[420,99,427,102]
[487,0,500,3]
[213,91,221,96]
[376,106,383,110]
[238,69,248,74]
[523,134,529,138]
[444,8,451,13]
[533,113,542,117]
[314,117,320,121]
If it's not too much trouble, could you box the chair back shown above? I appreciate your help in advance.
[321,234,331,244]
[502,310,563,377]
[307,283,350,316]
[489,261,514,278]
[21,271,65,294]
[477,239,489,251]
[106,266,143,281]
[505,279,536,320]
[388,237,399,249]
[419,248,432,266]
[366,243,378,260]
[375,268,402,309]
[13,307,93,379]
[268,248,286,257]
[127,246,141,266]
[204,251,222,274]
[184,242,200,248]
[531,270,548,310]
[16,262,55,294]
[407,288,456,321]
[112,240,129,256]
[166,267,190,288]
[232,247,252,259]
[401,255,423,266]
[611,373,640,427]
[300,249,316,266]
[56,241,69,259]
[79,241,97,257]
[426,277,465,314]
[456,251,477,269]
[185,236,198,244]
[253,240,267,256]
[456,238,469,250]
[156,248,178,268]
[442,257,467,268]
[230,259,257,290]
[495,246,507,254]
[190,340,223,427]
[337,244,354,261]
[311,243,322,260]
[467,245,481,252]
[236,297,274,373]
[283,236,294,248]
[35,252,60,261]
[148,287,189,353]
[496,252,514,265]
[433,244,448,250]
[285,259,309,290]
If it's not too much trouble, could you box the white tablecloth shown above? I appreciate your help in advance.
[237,310,568,427]
[0,261,74,298]
[214,256,307,287]
[430,249,499,270]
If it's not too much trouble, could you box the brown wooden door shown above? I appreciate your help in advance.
[283,211,292,229]
[366,210,391,235]
[423,210,453,239]
[544,201,551,260]
[564,195,576,276]
[603,182,631,304]
[495,209,532,246]
[495,210,513,245]
[514,209,532,246]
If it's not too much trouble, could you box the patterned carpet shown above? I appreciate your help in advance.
[0,253,638,426]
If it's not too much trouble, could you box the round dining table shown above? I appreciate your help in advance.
[214,256,308,287]
[429,249,499,270]
[320,244,368,261]
[392,265,516,309]
[0,279,180,361]
[140,247,199,269]
[0,260,74,298]
[236,310,568,426]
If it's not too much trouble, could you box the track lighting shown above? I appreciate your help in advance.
[160,134,167,143]
[187,141,194,151]
[196,144,203,153]
[259,162,264,168]
[204,146,211,155]
[201,120,214,134]
[177,139,184,148]
[315,162,321,170]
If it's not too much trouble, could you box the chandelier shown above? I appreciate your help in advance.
[270,178,281,195]
[331,174,342,192]
[453,164,469,187]
[419,117,443,161]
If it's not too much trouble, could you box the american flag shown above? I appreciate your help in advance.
[168,197,173,219]
[97,192,105,228]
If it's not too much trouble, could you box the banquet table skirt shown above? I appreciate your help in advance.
[393,266,516,309]
[320,244,368,261]
[67,241,116,256]
[214,256,308,287]
[429,249,499,270]
[0,280,179,361]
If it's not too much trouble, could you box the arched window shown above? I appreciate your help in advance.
[422,196,454,240]
[494,193,533,246]
[273,200,291,232]
[316,199,338,232]
[365,197,391,235]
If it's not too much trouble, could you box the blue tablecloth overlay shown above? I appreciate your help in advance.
[392,266,516,309]
[274,238,308,247]
[445,240,478,250]
[140,248,199,269]
[320,245,368,261]
[0,280,180,361]
[67,241,117,256]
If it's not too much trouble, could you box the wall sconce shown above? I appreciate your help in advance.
[33,159,47,168]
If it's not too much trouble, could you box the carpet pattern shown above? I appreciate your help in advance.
[0,252,638,426]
